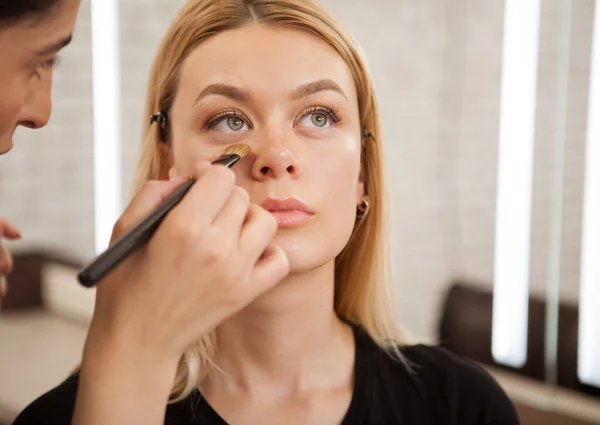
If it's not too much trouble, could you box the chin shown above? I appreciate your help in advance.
[273,229,351,274]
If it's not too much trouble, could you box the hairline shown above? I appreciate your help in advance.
[0,1,62,29]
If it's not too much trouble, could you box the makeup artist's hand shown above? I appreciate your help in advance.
[74,161,289,425]
[0,218,21,309]
[90,161,289,359]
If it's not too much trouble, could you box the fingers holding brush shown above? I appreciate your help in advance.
[110,172,201,243]
[240,204,290,295]
[212,186,251,238]
[240,204,278,262]
[85,152,277,364]
[168,163,237,229]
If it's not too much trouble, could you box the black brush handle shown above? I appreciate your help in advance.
[78,154,241,288]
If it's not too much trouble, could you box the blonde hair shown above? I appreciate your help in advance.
[133,0,413,402]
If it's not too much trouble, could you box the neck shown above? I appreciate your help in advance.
[205,261,354,396]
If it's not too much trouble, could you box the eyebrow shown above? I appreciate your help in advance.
[194,84,252,105]
[291,79,348,101]
[36,35,73,56]
[193,79,348,106]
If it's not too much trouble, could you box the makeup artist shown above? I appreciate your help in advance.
[0,0,77,307]
[0,0,289,346]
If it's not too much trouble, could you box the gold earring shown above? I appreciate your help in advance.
[357,196,371,218]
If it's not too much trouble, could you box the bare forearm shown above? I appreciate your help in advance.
[71,330,178,425]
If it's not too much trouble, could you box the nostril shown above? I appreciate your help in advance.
[286,165,295,174]
[260,166,269,175]
[20,121,38,129]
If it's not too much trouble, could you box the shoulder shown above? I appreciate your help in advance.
[400,344,521,424]
[11,374,79,425]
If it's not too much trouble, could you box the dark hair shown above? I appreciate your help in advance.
[0,0,61,25]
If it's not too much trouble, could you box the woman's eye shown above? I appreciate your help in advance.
[311,113,329,128]
[298,109,338,129]
[226,117,246,131]
[209,115,249,132]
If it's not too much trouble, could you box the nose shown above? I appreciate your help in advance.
[18,75,52,130]
[251,130,301,181]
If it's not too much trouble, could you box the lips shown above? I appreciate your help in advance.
[259,197,314,227]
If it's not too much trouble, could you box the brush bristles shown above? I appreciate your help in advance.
[222,143,251,158]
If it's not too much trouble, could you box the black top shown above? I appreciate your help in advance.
[12,325,520,425]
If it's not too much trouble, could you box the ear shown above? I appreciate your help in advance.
[158,142,172,181]
[356,165,366,206]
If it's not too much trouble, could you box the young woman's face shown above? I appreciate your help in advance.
[168,24,366,273]
[0,0,80,155]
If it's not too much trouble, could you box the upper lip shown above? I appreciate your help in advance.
[259,197,314,214]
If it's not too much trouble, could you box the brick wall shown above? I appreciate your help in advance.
[0,0,592,340]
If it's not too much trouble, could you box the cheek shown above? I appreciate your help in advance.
[321,154,360,208]
[316,134,362,211]
[0,73,25,151]
[170,135,215,176]
[281,143,361,268]
[319,149,361,236]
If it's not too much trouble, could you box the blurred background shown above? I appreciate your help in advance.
[1,0,599,424]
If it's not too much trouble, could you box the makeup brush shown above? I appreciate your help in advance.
[78,143,252,288]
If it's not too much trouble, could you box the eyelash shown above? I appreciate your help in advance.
[203,105,342,130]
[35,57,61,75]
[44,56,61,69]
[205,109,252,130]
[298,105,341,125]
